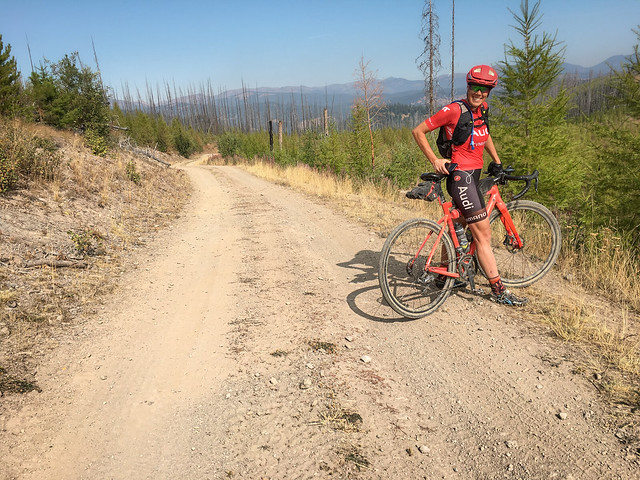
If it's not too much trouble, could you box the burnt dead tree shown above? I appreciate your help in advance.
[451,0,456,101]
[354,55,384,169]
[417,0,441,114]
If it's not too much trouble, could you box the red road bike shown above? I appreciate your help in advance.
[378,168,562,318]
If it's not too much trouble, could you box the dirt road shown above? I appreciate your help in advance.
[1,162,635,479]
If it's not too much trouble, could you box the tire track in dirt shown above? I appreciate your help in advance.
[387,316,622,479]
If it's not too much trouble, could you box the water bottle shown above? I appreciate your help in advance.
[453,223,469,253]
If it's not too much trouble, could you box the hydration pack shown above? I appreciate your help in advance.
[436,100,489,159]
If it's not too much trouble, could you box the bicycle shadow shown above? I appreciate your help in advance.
[336,249,417,324]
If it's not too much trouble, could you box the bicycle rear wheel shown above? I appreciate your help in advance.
[486,200,561,287]
[378,218,456,318]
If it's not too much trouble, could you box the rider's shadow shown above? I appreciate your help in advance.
[336,249,379,284]
[336,249,416,323]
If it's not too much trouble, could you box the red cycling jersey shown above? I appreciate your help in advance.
[425,100,490,170]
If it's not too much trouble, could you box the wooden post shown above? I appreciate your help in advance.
[269,120,274,152]
[323,108,329,136]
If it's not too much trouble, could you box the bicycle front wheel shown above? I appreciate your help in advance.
[486,200,561,287]
[378,218,456,318]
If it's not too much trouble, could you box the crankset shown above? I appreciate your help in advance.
[457,254,485,295]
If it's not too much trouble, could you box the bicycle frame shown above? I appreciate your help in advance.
[414,182,524,282]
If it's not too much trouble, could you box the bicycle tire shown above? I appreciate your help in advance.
[378,218,456,318]
[483,199,561,287]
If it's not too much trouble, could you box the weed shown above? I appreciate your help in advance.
[312,401,363,432]
[308,340,337,354]
[0,289,18,305]
[84,128,109,157]
[125,160,141,184]
[0,121,61,192]
[0,368,42,395]
[68,228,104,256]
[339,445,370,471]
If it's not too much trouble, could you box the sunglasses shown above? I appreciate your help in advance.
[468,84,491,93]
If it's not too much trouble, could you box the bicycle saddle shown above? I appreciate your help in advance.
[420,172,446,182]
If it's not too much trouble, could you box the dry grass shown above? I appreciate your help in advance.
[311,401,363,433]
[561,228,640,311]
[541,298,639,372]
[544,229,640,406]
[337,444,370,472]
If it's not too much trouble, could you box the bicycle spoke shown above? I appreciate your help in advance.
[488,200,561,287]
[379,219,456,318]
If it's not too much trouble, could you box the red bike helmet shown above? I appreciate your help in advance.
[466,65,498,88]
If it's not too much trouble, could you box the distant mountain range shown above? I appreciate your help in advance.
[561,55,629,78]
[209,55,631,109]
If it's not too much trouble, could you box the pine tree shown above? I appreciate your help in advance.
[28,65,56,126]
[0,35,21,116]
[27,53,109,135]
[586,27,640,236]
[493,0,571,206]
[347,104,371,177]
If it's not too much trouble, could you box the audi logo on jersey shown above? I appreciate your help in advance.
[458,186,473,210]
[474,126,489,137]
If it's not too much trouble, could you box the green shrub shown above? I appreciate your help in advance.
[0,151,18,192]
[171,118,201,158]
[0,122,61,192]
[26,53,110,135]
[125,160,141,184]
[84,127,109,157]
[218,131,241,157]
[68,228,104,256]
[383,141,423,188]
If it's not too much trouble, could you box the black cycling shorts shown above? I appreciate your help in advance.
[446,169,488,224]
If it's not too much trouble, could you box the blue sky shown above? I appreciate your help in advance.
[1,0,639,95]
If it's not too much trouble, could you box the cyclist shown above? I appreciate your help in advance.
[411,64,528,306]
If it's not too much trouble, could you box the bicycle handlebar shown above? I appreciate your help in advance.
[494,168,539,200]
[419,167,540,201]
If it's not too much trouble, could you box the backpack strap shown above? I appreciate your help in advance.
[457,100,490,151]
[457,100,475,150]
[450,100,475,151]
